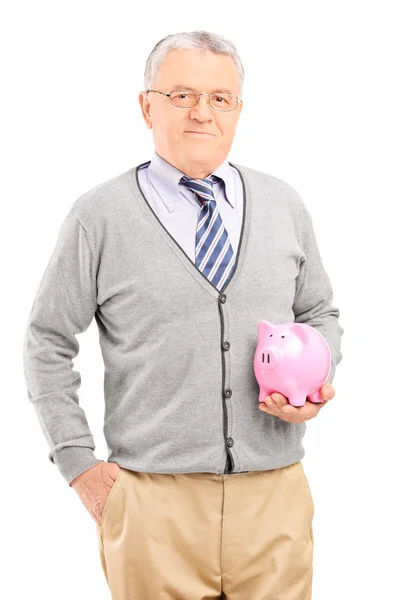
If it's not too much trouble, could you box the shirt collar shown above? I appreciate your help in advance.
[147,149,236,211]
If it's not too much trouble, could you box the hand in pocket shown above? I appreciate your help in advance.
[71,461,123,525]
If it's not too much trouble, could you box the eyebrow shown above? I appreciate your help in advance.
[172,85,234,95]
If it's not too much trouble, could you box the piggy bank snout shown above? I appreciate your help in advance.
[256,346,281,370]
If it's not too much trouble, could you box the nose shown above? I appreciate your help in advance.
[189,94,214,121]
[258,347,280,370]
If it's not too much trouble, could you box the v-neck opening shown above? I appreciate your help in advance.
[128,159,251,297]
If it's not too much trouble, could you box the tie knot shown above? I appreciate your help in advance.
[180,175,217,205]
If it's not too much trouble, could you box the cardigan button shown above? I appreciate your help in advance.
[226,438,234,448]
[224,388,232,398]
[222,341,230,351]
[219,294,226,303]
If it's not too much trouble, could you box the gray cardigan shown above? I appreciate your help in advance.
[23,160,344,486]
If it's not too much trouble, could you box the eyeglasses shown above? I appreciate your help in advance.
[146,89,242,112]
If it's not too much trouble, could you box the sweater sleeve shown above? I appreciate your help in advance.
[23,206,103,486]
[292,205,344,384]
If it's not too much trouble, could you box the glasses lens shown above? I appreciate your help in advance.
[210,94,238,111]
[169,90,198,107]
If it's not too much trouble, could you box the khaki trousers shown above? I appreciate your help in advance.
[96,460,314,599]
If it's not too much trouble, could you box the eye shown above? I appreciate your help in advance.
[214,96,228,104]
[281,335,285,338]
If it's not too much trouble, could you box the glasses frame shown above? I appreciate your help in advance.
[145,89,242,112]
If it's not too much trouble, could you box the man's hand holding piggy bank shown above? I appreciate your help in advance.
[254,319,336,423]
[259,383,335,423]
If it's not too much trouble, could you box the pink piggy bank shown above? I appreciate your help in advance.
[254,320,331,407]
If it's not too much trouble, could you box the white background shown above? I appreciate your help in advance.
[2,1,399,598]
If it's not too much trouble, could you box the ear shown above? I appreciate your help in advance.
[288,322,310,345]
[257,320,274,339]
[138,91,152,129]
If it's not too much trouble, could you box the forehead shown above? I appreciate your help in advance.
[155,49,239,94]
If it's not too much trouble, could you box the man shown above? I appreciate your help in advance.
[23,29,343,600]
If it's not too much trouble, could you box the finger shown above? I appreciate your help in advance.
[315,398,329,409]
[264,396,280,415]
[271,392,289,408]
[268,395,300,421]
[320,383,335,401]
[268,393,306,421]
[281,400,320,420]
[260,396,280,416]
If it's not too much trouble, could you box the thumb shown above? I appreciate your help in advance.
[320,383,335,401]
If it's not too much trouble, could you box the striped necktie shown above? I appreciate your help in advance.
[180,174,235,291]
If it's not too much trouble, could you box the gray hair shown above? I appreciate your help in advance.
[143,30,244,99]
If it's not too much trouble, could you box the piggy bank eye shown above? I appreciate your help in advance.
[269,334,273,337]
[281,335,285,338]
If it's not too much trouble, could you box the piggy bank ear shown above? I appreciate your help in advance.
[258,320,274,338]
[289,322,310,345]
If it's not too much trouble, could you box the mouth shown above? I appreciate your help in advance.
[184,131,215,138]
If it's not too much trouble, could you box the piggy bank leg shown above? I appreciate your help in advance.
[288,393,307,407]
[307,389,324,404]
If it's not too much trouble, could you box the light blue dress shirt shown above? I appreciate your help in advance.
[137,150,244,263]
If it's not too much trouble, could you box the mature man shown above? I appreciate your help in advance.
[23,30,343,600]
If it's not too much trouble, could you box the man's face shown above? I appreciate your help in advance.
[139,49,243,179]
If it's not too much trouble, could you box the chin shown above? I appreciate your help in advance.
[186,150,213,163]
